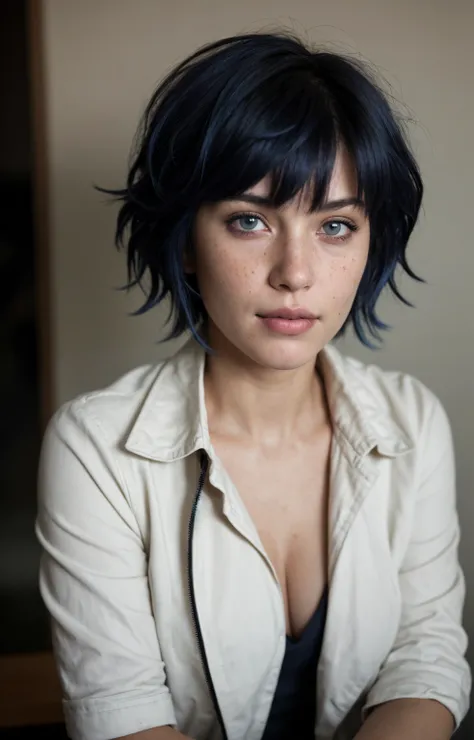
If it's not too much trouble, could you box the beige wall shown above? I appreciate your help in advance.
[42,0,474,732]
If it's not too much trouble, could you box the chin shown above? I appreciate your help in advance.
[207,321,325,371]
[245,340,321,372]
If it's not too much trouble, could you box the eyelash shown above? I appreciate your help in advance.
[225,211,359,243]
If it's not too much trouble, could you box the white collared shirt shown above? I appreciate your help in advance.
[36,339,471,740]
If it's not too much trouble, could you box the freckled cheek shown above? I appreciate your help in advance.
[197,247,260,301]
[322,258,366,317]
[326,259,364,294]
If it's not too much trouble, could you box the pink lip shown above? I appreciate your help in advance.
[257,307,318,336]
[259,307,318,320]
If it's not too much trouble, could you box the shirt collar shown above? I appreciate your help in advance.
[125,338,210,462]
[125,338,414,462]
[318,345,413,458]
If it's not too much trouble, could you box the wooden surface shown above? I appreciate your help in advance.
[0,652,63,727]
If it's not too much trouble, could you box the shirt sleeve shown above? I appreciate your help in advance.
[36,401,177,740]
[363,396,471,728]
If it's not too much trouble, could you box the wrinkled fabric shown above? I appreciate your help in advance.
[36,339,471,740]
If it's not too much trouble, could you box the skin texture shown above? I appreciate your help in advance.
[118,152,454,738]
[353,698,454,739]
[191,148,370,377]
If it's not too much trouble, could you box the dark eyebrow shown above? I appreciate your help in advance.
[319,197,366,212]
[222,194,366,212]
[221,193,273,207]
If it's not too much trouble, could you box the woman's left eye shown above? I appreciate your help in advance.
[228,214,266,233]
[321,220,356,239]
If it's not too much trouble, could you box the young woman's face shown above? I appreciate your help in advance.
[192,150,370,370]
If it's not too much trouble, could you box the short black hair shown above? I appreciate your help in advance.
[105,32,423,347]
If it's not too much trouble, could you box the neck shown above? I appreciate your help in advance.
[203,329,328,447]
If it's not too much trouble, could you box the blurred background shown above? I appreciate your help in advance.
[0,0,473,737]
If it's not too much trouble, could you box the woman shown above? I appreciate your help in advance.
[36,32,470,740]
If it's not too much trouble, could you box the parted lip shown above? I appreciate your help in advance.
[257,307,318,320]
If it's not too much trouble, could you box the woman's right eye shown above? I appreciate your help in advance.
[227,214,266,233]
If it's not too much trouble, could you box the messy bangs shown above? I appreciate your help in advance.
[104,32,423,346]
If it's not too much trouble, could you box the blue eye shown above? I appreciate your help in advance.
[240,216,260,230]
[228,214,266,232]
[323,221,350,237]
[320,219,358,242]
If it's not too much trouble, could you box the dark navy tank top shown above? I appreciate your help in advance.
[261,589,328,740]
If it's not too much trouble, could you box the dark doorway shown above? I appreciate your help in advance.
[0,0,50,655]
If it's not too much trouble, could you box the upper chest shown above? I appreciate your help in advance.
[212,426,330,525]
[209,425,332,637]
[209,425,331,555]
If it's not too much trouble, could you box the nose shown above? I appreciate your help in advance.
[268,234,315,293]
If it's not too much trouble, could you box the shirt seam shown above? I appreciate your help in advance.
[64,691,174,714]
